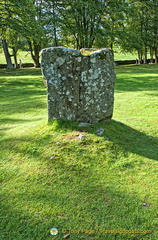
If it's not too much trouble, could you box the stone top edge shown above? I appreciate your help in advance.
[89,48,111,56]
[41,46,80,53]
[41,46,111,56]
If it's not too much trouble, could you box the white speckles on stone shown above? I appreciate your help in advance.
[66,90,70,95]
[41,47,115,123]
[92,82,97,87]
[93,71,99,79]
[85,96,90,101]
[93,86,98,91]
[90,57,96,63]
[98,68,101,73]
[68,74,73,78]
[56,57,65,66]
[77,57,81,62]
[81,71,87,80]
[72,51,79,56]
[50,69,54,74]
[48,80,53,84]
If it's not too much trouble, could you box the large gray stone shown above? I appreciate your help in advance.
[41,47,115,123]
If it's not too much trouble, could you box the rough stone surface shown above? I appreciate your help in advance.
[41,47,115,123]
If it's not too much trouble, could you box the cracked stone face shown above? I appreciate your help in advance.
[41,47,116,123]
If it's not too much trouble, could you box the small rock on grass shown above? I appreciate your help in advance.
[96,128,104,136]
[78,133,86,140]
[78,122,92,127]
[142,203,151,207]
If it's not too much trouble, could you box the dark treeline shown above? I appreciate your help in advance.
[0,0,158,68]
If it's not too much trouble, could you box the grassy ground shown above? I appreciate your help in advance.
[0,65,158,240]
[0,49,33,64]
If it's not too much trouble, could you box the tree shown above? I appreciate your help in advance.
[0,1,14,68]
[56,0,106,49]
[1,0,157,66]
[100,0,127,50]
[1,39,14,69]
[120,0,158,63]
[0,0,46,67]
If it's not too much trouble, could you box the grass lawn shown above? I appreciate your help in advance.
[0,65,158,240]
[0,49,33,64]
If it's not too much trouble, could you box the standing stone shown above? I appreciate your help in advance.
[41,47,115,123]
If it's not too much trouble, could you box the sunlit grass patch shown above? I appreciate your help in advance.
[0,66,158,240]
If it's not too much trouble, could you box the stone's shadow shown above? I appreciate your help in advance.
[102,120,158,161]
[1,127,156,238]
[53,119,158,161]
[0,118,43,124]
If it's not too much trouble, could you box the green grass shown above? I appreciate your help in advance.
[80,47,138,61]
[0,65,158,240]
[0,49,33,64]
[114,51,137,61]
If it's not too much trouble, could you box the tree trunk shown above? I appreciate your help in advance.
[28,40,41,68]
[2,39,14,69]
[154,47,158,63]
[150,47,154,63]
[53,1,58,46]
[110,42,113,50]
[143,46,147,64]
[12,47,18,68]
[138,51,143,64]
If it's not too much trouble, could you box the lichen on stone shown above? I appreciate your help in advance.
[41,47,115,123]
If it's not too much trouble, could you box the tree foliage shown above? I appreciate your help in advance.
[120,0,158,63]
[0,0,158,66]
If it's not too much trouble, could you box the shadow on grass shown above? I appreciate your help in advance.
[49,119,158,162]
[0,121,157,239]
[115,64,158,92]
[115,75,158,92]
[0,70,47,116]
[102,120,158,161]
[0,66,157,239]
[0,165,155,240]
[0,68,41,76]
[0,118,43,124]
